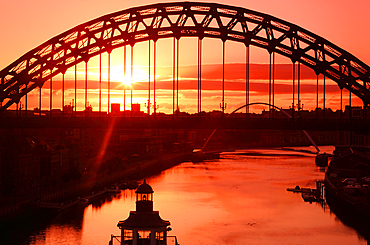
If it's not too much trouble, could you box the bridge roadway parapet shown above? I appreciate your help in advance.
[0,116,368,132]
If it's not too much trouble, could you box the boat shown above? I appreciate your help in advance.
[107,185,120,193]
[286,186,301,192]
[301,192,316,203]
[119,180,139,190]
[78,198,89,205]
[324,146,370,240]
[286,186,312,193]
[287,181,325,203]
[191,150,220,162]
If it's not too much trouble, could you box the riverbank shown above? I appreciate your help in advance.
[0,152,190,219]
[324,146,370,240]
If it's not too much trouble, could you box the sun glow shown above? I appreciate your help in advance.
[74,65,154,87]
[109,66,159,88]
[114,66,149,87]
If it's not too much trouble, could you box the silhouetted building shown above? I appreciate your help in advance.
[133,103,144,117]
[112,103,121,114]
[132,103,140,112]
[0,135,72,196]
[117,180,171,245]
[63,104,73,115]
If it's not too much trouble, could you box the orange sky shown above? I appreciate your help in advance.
[1,0,369,114]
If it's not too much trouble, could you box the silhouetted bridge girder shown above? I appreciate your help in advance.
[1,1,370,112]
[0,117,369,132]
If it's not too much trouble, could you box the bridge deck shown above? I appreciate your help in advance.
[0,116,368,131]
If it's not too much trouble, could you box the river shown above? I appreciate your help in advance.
[18,146,367,245]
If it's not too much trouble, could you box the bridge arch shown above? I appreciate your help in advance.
[1,1,370,112]
[201,102,320,153]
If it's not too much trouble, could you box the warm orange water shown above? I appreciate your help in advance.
[24,146,367,245]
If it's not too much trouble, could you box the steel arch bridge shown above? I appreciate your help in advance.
[1,1,370,113]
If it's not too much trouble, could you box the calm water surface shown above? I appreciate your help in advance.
[24,146,367,245]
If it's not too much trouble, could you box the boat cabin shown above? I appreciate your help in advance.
[117,180,171,245]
